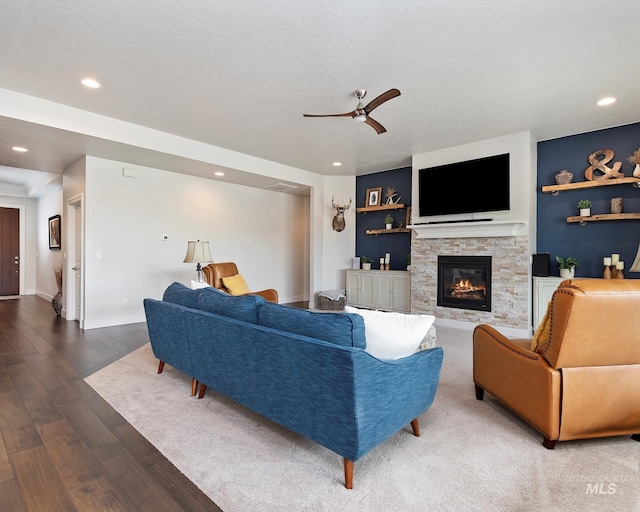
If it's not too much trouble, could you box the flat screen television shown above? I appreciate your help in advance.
[418,153,510,219]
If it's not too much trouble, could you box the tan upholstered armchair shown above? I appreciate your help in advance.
[473,279,640,449]
[202,262,278,303]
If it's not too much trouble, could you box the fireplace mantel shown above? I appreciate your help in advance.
[409,220,527,239]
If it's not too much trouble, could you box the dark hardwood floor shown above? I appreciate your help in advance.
[0,295,222,512]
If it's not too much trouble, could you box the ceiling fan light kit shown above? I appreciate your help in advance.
[303,88,401,134]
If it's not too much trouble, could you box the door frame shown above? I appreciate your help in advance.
[0,203,26,295]
[66,194,84,327]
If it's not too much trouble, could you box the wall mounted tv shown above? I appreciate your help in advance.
[418,153,510,219]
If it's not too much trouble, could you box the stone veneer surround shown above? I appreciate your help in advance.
[411,234,529,329]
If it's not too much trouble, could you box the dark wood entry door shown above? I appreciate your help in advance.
[0,207,20,295]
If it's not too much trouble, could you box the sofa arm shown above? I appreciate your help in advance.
[473,324,561,442]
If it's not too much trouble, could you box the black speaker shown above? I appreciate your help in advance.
[532,253,550,277]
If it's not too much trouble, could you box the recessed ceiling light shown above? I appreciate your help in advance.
[597,97,616,106]
[12,146,28,152]
[81,78,101,88]
[332,162,342,167]
[214,171,224,176]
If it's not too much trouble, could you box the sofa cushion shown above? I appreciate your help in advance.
[197,286,265,324]
[344,306,436,360]
[222,273,251,295]
[258,302,366,349]
[162,282,203,309]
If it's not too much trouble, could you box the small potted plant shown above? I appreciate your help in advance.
[556,255,578,278]
[360,256,373,270]
[384,214,394,229]
[577,199,591,217]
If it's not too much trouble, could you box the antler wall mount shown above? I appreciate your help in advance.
[303,88,401,134]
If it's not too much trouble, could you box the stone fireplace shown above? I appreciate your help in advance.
[411,235,529,330]
[437,255,491,312]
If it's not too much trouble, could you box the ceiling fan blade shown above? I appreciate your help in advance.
[303,111,355,118]
[364,88,401,114]
[365,117,387,134]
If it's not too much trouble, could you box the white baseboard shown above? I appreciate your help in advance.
[37,291,54,301]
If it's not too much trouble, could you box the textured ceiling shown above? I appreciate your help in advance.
[1,0,640,196]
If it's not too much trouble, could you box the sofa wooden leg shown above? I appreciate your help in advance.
[632,434,640,442]
[198,383,207,399]
[157,361,165,374]
[542,437,556,449]
[474,384,484,400]
[344,458,353,489]
[410,418,420,437]
[191,378,198,397]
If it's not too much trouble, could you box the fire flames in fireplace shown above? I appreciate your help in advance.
[437,255,492,311]
[448,279,486,300]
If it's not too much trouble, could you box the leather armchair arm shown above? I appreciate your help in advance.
[245,289,278,303]
[473,324,561,442]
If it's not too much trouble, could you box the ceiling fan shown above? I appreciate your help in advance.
[303,88,401,134]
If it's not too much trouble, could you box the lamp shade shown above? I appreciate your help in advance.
[183,240,213,263]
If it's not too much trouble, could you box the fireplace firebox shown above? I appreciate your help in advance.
[437,256,491,312]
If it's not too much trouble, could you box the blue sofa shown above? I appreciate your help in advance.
[144,282,443,488]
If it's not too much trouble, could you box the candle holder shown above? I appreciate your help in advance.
[603,265,612,279]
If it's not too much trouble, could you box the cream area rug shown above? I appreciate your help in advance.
[85,326,640,512]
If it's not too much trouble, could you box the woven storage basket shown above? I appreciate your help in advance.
[317,294,346,311]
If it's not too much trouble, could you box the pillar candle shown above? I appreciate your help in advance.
[611,254,619,265]
[385,253,390,264]
[617,261,624,270]
[603,257,612,266]
[379,258,385,266]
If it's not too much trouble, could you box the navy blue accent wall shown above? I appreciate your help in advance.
[537,122,640,279]
[355,167,412,270]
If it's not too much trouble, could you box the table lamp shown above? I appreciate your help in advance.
[183,240,213,282]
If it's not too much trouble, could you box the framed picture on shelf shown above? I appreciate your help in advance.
[48,214,61,250]
[366,187,382,207]
[405,206,412,227]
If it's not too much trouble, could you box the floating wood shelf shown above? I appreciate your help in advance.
[356,203,406,213]
[542,177,640,194]
[567,213,640,223]
[365,227,411,235]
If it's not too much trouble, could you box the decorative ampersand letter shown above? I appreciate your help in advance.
[584,149,623,181]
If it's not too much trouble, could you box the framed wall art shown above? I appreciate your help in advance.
[49,214,61,250]
[366,187,382,207]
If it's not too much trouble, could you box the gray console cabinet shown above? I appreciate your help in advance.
[346,270,411,313]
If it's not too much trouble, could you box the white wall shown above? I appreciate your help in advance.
[82,156,313,328]
[0,195,37,295]
[35,188,63,300]
[3,89,358,317]
[321,176,356,294]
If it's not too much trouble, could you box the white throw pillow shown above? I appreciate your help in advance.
[344,306,436,360]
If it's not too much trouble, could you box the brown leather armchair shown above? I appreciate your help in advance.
[202,262,278,303]
[473,279,640,449]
